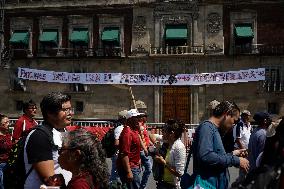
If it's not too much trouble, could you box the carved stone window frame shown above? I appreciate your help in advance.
[10,17,33,57]
[68,15,93,55]
[230,11,257,54]
[160,15,192,48]
[98,15,124,55]
[39,16,63,56]
[153,1,199,48]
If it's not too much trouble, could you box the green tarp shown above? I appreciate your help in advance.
[235,26,254,38]
[70,29,89,44]
[165,25,188,40]
[9,31,29,45]
[39,30,58,44]
[101,27,120,42]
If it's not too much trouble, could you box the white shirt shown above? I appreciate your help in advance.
[167,139,186,189]
[233,120,252,149]
[187,129,195,142]
[114,125,124,140]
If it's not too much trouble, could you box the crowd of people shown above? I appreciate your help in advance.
[0,93,283,189]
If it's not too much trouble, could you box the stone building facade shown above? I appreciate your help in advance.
[0,0,283,123]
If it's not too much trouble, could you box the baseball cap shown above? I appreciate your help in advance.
[118,110,128,119]
[125,109,145,119]
[241,110,251,116]
[253,112,271,122]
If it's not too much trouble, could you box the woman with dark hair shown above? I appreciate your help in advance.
[153,119,186,189]
[58,129,109,189]
[0,114,13,189]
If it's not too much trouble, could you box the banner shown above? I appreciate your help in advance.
[18,67,265,86]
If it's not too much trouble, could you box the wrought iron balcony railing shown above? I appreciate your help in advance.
[233,44,284,55]
[11,47,123,58]
[10,48,33,58]
[150,45,204,55]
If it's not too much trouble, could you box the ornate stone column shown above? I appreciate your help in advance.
[27,27,33,58]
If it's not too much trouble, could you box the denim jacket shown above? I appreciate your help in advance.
[193,121,240,189]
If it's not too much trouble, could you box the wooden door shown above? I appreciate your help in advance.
[162,86,191,123]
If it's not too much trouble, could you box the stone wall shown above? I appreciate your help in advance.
[0,55,283,123]
[1,1,283,123]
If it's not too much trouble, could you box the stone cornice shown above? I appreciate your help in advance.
[4,0,156,10]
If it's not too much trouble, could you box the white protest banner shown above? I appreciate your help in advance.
[18,67,265,86]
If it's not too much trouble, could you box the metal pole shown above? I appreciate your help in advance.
[129,86,137,109]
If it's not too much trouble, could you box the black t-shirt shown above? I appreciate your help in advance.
[26,126,54,164]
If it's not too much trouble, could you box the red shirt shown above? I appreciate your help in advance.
[0,133,13,163]
[118,126,141,168]
[142,123,150,148]
[67,172,97,189]
[12,114,38,140]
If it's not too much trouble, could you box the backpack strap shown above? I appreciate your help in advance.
[23,167,33,183]
[33,125,56,147]
[184,144,193,174]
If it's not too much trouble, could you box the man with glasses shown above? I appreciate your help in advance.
[13,100,38,143]
[24,92,73,189]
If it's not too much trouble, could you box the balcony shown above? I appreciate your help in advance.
[233,44,284,55]
[95,47,123,57]
[36,47,123,58]
[150,45,204,56]
[11,48,33,58]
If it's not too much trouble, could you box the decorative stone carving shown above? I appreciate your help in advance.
[133,16,147,39]
[206,43,223,54]
[162,15,187,24]
[154,0,199,20]
[132,45,148,56]
[207,13,221,34]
